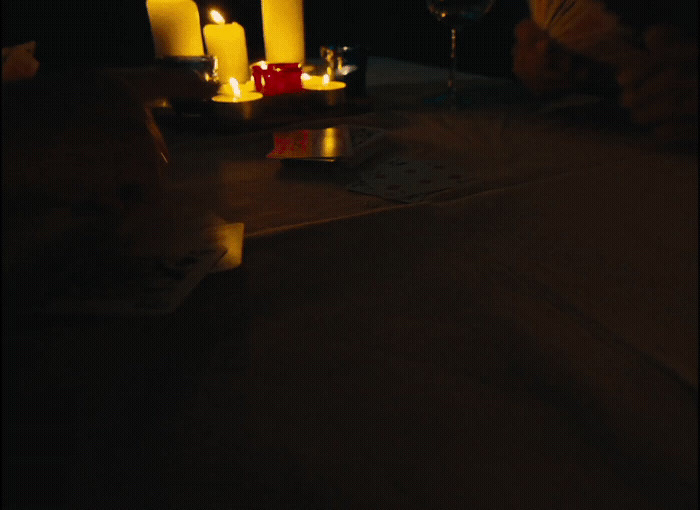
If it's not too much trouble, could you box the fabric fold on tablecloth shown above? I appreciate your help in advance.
[233,154,697,508]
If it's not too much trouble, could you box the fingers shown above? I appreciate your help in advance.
[616,51,696,90]
[617,24,698,141]
[654,119,698,147]
[15,40,37,55]
[621,74,697,126]
[515,18,549,46]
[624,90,696,126]
[644,25,692,54]
[2,52,40,82]
[2,41,40,82]
[621,67,695,106]
[512,21,577,95]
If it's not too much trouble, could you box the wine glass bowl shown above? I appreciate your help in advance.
[427,0,494,27]
[426,0,495,106]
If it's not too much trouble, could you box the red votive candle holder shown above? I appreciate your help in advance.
[251,63,303,96]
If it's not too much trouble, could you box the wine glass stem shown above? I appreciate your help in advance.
[448,27,458,105]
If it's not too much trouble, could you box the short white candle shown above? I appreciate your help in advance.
[212,78,263,102]
[203,10,250,84]
[146,0,205,57]
[261,0,305,63]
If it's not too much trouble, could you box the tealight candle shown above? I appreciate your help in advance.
[212,78,263,103]
[301,73,346,106]
[301,73,347,91]
[203,10,250,85]
[147,0,205,57]
[211,78,263,121]
[261,0,305,64]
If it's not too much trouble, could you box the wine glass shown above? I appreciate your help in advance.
[426,0,495,106]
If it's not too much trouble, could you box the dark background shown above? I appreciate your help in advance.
[3,1,696,78]
[1,0,528,77]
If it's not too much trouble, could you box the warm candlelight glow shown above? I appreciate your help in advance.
[301,74,347,91]
[323,127,340,155]
[210,9,226,24]
[261,0,305,64]
[147,0,205,57]
[212,83,263,103]
[203,13,250,84]
[230,78,241,98]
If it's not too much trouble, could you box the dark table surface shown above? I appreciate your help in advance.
[3,58,697,508]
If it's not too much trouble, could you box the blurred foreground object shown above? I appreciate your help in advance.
[3,72,167,217]
[515,0,697,145]
[512,19,617,96]
[617,25,698,145]
[527,0,643,66]
[3,71,170,308]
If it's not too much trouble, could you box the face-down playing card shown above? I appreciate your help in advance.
[267,126,353,161]
[267,125,387,166]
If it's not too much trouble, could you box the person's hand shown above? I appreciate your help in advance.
[53,74,168,218]
[616,25,698,144]
[3,72,166,228]
[2,41,39,82]
[512,19,574,95]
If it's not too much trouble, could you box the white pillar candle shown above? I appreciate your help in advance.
[203,11,250,84]
[146,0,205,57]
[261,0,305,63]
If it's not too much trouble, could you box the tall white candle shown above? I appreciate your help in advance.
[261,0,305,63]
[203,10,250,84]
[146,0,205,57]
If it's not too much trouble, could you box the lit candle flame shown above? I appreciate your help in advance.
[229,77,241,98]
[322,74,330,86]
[210,9,226,24]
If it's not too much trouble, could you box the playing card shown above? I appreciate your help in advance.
[345,125,388,167]
[267,126,353,161]
[39,246,226,316]
[349,156,469,203]
[528,0,644,67]
[267,125,386,166]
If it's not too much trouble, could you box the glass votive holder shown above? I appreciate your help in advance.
[155,55,218,82]
[320,46,368,97]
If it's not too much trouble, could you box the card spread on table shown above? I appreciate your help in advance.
[267,125,386,166]
[348,156,470,203]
